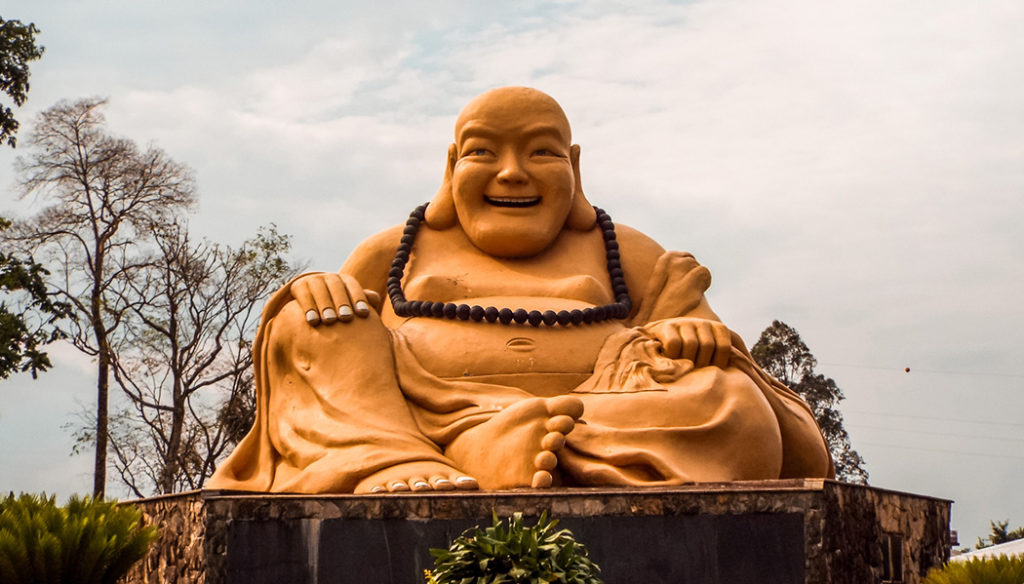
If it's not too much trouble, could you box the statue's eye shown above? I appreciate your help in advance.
[468,148,490,156]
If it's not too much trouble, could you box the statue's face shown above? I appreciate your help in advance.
[451,89,577,258]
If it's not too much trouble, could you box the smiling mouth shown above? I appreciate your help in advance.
[484,196,541,208]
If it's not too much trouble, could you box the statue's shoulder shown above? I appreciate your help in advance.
[341,224,405,293]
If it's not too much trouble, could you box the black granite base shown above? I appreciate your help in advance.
[125,480,951,584]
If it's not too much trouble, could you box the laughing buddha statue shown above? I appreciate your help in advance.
[208,87,833,494]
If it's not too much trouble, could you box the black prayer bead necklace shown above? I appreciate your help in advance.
[387,203,632,327]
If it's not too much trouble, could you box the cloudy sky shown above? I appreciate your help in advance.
[1,0,1022,546]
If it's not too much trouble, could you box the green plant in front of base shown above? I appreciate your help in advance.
[0,492,158,584]
[923,555,1024,584]
[426,511,603,584]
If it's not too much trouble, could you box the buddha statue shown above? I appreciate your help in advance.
[208,87,833,494]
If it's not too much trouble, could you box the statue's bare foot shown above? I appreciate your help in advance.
[444,395,584,490]
[354,461,479,494]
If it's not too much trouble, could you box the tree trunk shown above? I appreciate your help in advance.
[93,350,108,498]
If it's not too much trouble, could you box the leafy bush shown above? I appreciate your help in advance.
[426,511,602,584]
[923,554,1024,584]
[0,492,158,584]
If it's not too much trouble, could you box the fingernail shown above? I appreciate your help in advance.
[371,485,386,493]
[455,476,475,485]
[338,305,354,321]
[305,310,319,324]
[322,308,338,322]
[355,301,369,315]
[413,481,430,489]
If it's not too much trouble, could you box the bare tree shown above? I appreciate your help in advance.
[106,223,294,495]
[9,98,195,497]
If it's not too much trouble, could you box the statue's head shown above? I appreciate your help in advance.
[426,87,595,258]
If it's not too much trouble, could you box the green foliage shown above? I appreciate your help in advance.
[0,217,70,379]
[427,511,603,584]
[923,555,1024,584]
[977,519,1024,550]
[0,493,157,584]
[751,320,869,484]
[0,17,45,147]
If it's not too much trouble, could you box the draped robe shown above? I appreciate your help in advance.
[208,251,832,492]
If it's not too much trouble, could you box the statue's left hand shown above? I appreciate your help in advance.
[290,272,382,326]
[644,317,733,369]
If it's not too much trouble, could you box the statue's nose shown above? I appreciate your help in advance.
[496,153,528,185]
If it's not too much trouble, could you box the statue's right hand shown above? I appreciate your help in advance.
[290,272,381,326]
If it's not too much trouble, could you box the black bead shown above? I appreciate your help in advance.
[431,302,446,317]
[406,217,420,227]
[396,241,411,253]
[607,249,620,260]
[456,304,471,320]
[392,300,407,315]
[395,250,409,262]
[613,283,629,296]
[388,267,403,278]
[400,234,415,246]
[582,308,594,324]
[609,267,624,279]
[542,310,557,326]
[442,303,457,319]
[408,301,423,314]
[470,305,485,321]
[420,301,434,315]
[593,306,607,321]
[527,311,543,326]
[570,309,584,325]
[605,240,619,251]
[403,225,418,235]
[600,220,614,231]
[607,258,621,270]
[556,310,571,326]
[513,309,528,324]
[499,308,514,324]
[485,307,500,322]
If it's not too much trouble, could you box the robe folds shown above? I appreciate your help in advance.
[208,251,833,493]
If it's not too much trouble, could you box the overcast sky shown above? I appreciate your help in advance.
[1,0,1022,546]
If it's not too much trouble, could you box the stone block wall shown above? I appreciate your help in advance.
[124,479,950,584]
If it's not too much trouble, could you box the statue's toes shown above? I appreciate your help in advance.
[546,414,575,435]
[387,479,411,492]
[531,470,554,488]
[547,395,584,419]
[429,475,456,491]
[408,476,432,491]
[540,431,566,452]
[453,475,479,490]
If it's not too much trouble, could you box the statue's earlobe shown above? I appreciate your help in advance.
[425,143,459,229]
[566,144,596,231]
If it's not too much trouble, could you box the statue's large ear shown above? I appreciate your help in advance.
[566,144,596,231]
[425,143,459,229]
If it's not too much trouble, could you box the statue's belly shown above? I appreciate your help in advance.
[393,297,625,396]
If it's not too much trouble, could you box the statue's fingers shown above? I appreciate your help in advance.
[308,277,338,324]
[290,279,320,325]
[679,322,699,363]
[339,273,371,318]
[711,322,732,369]
[660,324,682,358]
[364,289,382,311]
[323,274,354,322]
[694,321,715,368]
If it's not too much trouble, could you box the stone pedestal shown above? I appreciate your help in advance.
[124,479,950,584]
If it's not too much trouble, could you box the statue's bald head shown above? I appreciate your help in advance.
[454,87,572,146]
[426,87,595,254]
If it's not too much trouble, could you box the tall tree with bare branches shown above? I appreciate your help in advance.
[103,223,294,495]
[9,98,195,497]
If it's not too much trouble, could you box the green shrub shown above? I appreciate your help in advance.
[923,554,1024,584]
[0,492,158,584]
[426,511,603,584]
